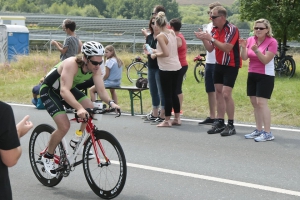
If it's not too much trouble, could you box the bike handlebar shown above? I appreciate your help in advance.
[74,107,121,123]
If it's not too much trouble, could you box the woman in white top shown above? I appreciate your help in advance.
[89,45,123,104]
[150,12,181,127]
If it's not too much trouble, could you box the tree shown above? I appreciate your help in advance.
[240,0,300,46]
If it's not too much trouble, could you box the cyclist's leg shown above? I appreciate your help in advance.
[89,85,97,102]
[71,87,93,132]
[40,86,70,176]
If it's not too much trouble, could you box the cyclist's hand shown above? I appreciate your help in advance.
[110,102,120,110]
[77,108,89,120]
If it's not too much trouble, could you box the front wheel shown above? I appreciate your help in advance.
[194,62,205,83]
[83,130,127,199]
[127,61,148,83]
[28,124,64,187]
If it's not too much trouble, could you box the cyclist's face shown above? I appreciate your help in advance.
[87,56,103,73]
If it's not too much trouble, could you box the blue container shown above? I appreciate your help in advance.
[0,25,29,62]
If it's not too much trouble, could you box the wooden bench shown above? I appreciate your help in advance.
[106,86,149,116]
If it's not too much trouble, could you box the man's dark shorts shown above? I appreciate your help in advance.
[214,64,239,88]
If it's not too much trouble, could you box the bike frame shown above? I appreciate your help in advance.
[39,116,107,168]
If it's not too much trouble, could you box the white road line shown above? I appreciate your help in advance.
[9,103,300,132]
[126,162,300,197]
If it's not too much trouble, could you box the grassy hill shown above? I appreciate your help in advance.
[176,0,235,6]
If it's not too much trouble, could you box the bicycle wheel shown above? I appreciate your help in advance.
[29,124,64,187]
[279,57,296,78]
[127,61,148,83]
[194,62,205,83]
[83,130,127,199]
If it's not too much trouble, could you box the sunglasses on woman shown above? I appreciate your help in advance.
[254,27,267,30]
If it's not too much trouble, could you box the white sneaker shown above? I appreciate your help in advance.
[41,156,57,177]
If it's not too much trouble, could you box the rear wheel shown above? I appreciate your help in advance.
[29,124,64,187]
[194,62,205,83]
[83,130,127,199]
[278,57,296,78]
[127,61,148,83]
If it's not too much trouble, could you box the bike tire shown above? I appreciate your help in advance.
[29,124,64,187]
[194,62,205,83]
[127,61,148,83]
[279,57,296,78]
[83,130,127,199]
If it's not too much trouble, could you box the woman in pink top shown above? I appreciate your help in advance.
[169,18,188,114]
[240,19,278,142]
[150,11,181,127]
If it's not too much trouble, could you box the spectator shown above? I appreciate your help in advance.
[198,2,221,125]
[151,12,181,127]
[32,77,45,109]
[51,19,82,61]
[194,6,241,136]
[143,17,165,123]
[0,101,33,200]
[240,19,277,142]
[142,5,166,37]
[169,18,188,115]
[89,45,123,104]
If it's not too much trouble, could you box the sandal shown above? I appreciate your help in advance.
[157,120,171,127]
[171,119,181,126]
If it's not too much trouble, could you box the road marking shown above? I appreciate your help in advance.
[9,103,300,132]
[125,162,300,196]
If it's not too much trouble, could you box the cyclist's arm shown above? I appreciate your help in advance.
[93,71,120,109]
[60,59,83,111]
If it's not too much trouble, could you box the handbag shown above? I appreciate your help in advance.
[135,77,148,88]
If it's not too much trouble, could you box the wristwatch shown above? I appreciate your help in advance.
[211,38,215,43]
[108,100,115,106]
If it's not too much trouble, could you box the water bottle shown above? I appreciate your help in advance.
[70,130,82,149]
[145,44,153,54]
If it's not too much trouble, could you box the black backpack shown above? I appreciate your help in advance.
[136,77,148,88]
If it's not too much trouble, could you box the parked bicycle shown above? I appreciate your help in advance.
[274,44,296,78]
[193,54,206,83]
[126,56,148,83]
[29,107,127,199]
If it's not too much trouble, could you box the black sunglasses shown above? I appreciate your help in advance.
[88,59,103,66]
[254,27,267,30]
[151,22,155,25]
[211,15,220,19]
[151,12,156,15]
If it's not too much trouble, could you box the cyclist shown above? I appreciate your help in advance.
[40,41,120,177]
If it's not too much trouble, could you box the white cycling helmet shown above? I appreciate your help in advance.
[81,41,105,56]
